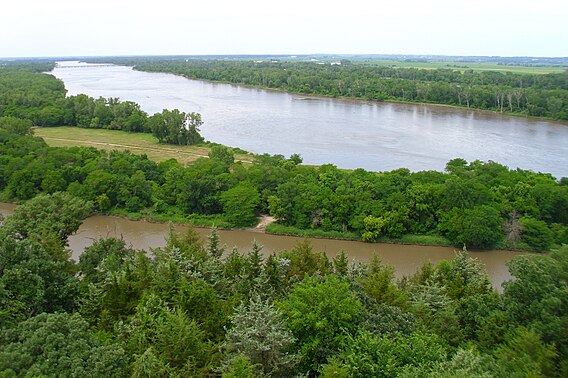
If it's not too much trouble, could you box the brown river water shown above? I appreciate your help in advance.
[0,202,523,290]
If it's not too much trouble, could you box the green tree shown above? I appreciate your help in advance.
[278,275,363,374]
[0,312,127,377]
[221,182,261,227]
[518,216,553,251]
[439,205,503,248]
[329,331,447,378]
[0,116,33,135]
[501,247,568,363]
[0,192,92,245]
[225,295,296,376]
[209,145,235,167]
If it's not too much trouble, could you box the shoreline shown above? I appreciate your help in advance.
[132,66,568,126]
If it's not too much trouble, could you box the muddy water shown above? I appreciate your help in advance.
[0,202,521,290]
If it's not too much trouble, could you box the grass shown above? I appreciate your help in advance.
[355,59,566,74]
[266,223,362,241]
[266,223,457,246]
[109,208,234,228]
[34,126,254,165]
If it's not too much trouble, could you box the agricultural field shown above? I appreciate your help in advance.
[34,126,254,165]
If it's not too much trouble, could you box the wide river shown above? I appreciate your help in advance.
[0,203,525,290]
[51,61,568,178]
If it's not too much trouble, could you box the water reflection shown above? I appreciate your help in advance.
[51,62,568,178]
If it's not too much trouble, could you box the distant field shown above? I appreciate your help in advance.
[353,59,566,74]
[34,127,254,165]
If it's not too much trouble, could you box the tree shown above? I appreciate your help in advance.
[148,109,203,145]
[221,182,261,227]
[0,312,127,377]
[439,205,503,248]
[0,192,93,245]
[207,226,225,259]
[518,216,553,251]
[0,116,33,135]
[225,295,296,376]
[78,237,136,284]
[328,331,447,378]
[119,294,212,376]
[277,275,363,374]
[0,235,80,323]
[501,247,568,362]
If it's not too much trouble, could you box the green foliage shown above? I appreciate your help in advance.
[331,331,447,378]
[439,205,504,248]
[209,145,235,167]
[0,236,79,323]
[1,192,92,245]
[358,256,409,308]
[222,354,259,378]
[494,327,558,377]
[119,294,213,376]
[78,237,135,284]
[361,215,385,242]
[0,312,127,377]
[501,246,568,361]
[149,109,204,145]
[225,295,296,376]
[279,240,332,285]
[278,275,363,374]
[0,116,33,136]
[519,216,554,250]
[221,182,261,227]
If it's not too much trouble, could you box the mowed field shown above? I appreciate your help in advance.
[34,127,254,165]
[354,60,567,74]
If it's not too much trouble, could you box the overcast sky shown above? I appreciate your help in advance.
[1,0,566,58]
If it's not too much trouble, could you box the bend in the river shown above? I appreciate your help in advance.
[51,61,568,178]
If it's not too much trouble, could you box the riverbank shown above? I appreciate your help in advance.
[134,66,568,126]
[0,201,529,290]
[101,207,543,253]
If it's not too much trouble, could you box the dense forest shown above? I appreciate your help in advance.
[0,61,567,376]
[0,63,202,145]
[0,191,567,377]
[0,63,567,251]
[111,58,568,120]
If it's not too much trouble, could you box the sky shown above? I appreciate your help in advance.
[1,0,567,58]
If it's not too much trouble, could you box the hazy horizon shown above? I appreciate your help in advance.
[1,0,567,58]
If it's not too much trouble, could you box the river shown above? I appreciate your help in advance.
[50,61,568,178]
[0,202,522,290]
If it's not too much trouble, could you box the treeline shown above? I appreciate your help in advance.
[125,59,568,120]
[0,122,567,251]
[0,65,203,144]
[0,193,567,376]
[1,62,567,252]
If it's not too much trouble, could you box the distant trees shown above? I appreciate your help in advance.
[132,59,568,120]
[148,109,204,145]
[0,66,204,146]
[1,63,567,250]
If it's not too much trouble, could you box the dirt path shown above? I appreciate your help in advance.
[250,215,277,232]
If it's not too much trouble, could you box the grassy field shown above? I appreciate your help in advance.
[354,59,566,74]
[34,127,254,165]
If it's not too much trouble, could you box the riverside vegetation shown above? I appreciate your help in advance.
[0,191,567,377]
[0,61,567,376]
[0,61,567,249]
[97,57,568,120]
